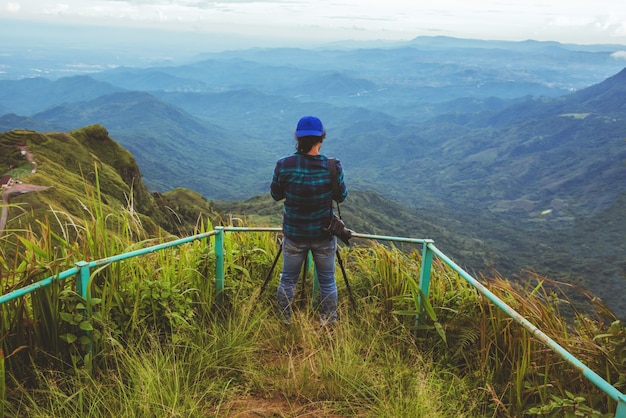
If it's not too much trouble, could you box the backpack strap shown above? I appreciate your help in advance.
[328,158,342,218]
[329,158,339,201]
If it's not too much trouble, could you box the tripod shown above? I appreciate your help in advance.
[257,239,356,311]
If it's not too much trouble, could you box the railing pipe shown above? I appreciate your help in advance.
[1,230,218,304]
[0,268,77,305]
[222,226,281,233]
[88,230,218,269]
[352,232,433,245]
[427,243,626,413]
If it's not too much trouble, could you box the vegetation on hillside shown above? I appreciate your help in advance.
[0,127,220,240]
[1,127,625,417]
[1,199,625,416]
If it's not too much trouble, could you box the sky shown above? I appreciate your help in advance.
[2,0,626,52]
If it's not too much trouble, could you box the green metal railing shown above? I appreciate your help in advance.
[1,226,625,416]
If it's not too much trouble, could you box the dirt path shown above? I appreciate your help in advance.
[211,397,346,417]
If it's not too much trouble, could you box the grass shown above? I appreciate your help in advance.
[3,295,484,417]
[1,191,625,417]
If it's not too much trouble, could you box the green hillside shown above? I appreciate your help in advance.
[0,126,220,241]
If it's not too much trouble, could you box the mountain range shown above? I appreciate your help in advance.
[0,36,625,316]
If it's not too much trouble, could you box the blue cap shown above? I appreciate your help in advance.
[295,116,325,137]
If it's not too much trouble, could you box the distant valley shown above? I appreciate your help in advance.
[1,36,625,317]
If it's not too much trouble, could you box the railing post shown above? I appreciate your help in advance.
[75,261,93,370]
[75,261,90,301]
[616,398,626,418]
[214,226,225,305]
[417,243,434,324]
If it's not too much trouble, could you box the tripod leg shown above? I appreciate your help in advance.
[258,243,282,298]
[336,249,356,310]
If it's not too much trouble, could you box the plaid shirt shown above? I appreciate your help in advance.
[271,153,348,240]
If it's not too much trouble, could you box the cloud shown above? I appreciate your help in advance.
[7,2,21,12]
[5,0,626,46]
[105,0,287,5]
[611,51,626,59]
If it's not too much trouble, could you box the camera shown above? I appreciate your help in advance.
[323,215,353,246]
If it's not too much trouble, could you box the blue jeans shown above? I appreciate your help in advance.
[277,235,338,324]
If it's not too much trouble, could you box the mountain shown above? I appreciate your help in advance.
[323,69,625,316]
[153,87,400,151]
[566,67,626,113]
[94,57,319,93]
[0,76,123,115]
[30,90,273,199]
[0,113,59,132]
[87,40,626,117]
[276,71,379,101]
[470,67,626,127]
[90,67,210,92]
[328,69,626,217]
[191,39,624,92]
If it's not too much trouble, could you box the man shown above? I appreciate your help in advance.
[270,116,348,326]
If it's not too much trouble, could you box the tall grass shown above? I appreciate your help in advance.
[4,292,483,417]
[0,348,4,417]
[1,185,625,416]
